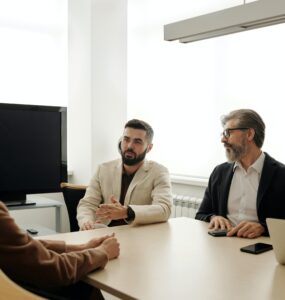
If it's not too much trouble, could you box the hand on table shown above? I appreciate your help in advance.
[96,235,120,260]
[84,233,115,249]
[227,221,265,238]
[209,216,233,231]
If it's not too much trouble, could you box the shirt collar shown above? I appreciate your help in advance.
[233,152,265,174]
[122,166,137,177]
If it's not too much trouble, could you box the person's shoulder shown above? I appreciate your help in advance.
[212,161,233,174]
[264,153,285,170]
[92,159,121,178]
[144,160,169,172]
[98,158,121,169]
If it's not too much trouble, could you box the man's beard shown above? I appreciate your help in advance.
[224,138,247,162]
[120,148,148,166]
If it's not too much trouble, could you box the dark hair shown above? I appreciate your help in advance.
[221,109,265,148]
[124,119,154,143]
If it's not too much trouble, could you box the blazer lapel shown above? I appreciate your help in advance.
[257,153,276,207]
[112,160,123,202]
[219,164,234,215]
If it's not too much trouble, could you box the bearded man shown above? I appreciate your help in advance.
[77,119,172,230]
[196,109,285,238]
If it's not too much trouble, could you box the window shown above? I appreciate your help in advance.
[0,0,67,106]
[128,0,285,177]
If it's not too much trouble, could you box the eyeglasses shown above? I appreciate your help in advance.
[221,127,249,139]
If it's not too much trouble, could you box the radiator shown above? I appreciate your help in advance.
[171,194,202,219]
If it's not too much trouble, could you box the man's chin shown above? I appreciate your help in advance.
[225,150,235,162]
[121,148,147,166]
[123,160,138,166]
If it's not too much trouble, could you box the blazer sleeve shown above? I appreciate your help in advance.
[0,202,108,288]
[77,165,104,227]
[195,166,219,222]
[130,164,172,225]
[195,186,215,222]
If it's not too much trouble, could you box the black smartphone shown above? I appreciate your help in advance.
[240,242,273,254]
[208,229,228,237]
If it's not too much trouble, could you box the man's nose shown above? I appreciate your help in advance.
[220,134,227,143]
[127,140,134,149]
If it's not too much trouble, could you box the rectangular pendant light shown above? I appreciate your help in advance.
[164,0,285,43]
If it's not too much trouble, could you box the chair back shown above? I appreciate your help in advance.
[0,269,45,299]
[60,182,87,232]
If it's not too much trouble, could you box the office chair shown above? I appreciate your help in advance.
[60,182,87,232]
[0,269,45,300]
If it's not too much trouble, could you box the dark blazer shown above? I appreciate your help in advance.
[195,153,285,235]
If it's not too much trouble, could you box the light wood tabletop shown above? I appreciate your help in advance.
[41,217,285,300]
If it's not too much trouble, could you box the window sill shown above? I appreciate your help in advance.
[170,174,208,187]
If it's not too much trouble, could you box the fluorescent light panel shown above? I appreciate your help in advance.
[164,0,285,43]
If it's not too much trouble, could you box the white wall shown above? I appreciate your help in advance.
[91,0,127,173]
[68,0,127,185]
[68,0,93,184]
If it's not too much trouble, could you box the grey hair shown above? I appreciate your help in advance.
[221,109,265,148]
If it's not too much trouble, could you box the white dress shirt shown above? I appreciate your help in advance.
[227,152,265,226]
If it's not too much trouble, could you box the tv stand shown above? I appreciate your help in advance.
[5,200,36,207]
[7,196,62,232]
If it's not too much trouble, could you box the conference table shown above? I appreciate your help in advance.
[42,218,285,300]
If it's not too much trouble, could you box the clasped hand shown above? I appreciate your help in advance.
[96,195,128,221]
[66,233,120,260]
[209,216,265,238]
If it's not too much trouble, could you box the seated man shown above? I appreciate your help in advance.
[0,201,120,300]
[77,119,172,230]
[196,109,285,238]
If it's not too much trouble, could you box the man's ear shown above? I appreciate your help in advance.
[118,138,122,153]
[147,143,153,153]
[248,128,255,142]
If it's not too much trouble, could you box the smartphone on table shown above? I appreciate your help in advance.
[240,243,273,254]
[208,229,228,237]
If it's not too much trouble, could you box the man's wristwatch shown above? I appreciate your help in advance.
[125,206,135,222]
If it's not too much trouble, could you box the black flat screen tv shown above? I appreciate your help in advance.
[0,103,67,205]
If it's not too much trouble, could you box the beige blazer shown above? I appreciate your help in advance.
[77,159,172,227]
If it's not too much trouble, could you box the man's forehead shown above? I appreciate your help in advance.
[123,127,147,139]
